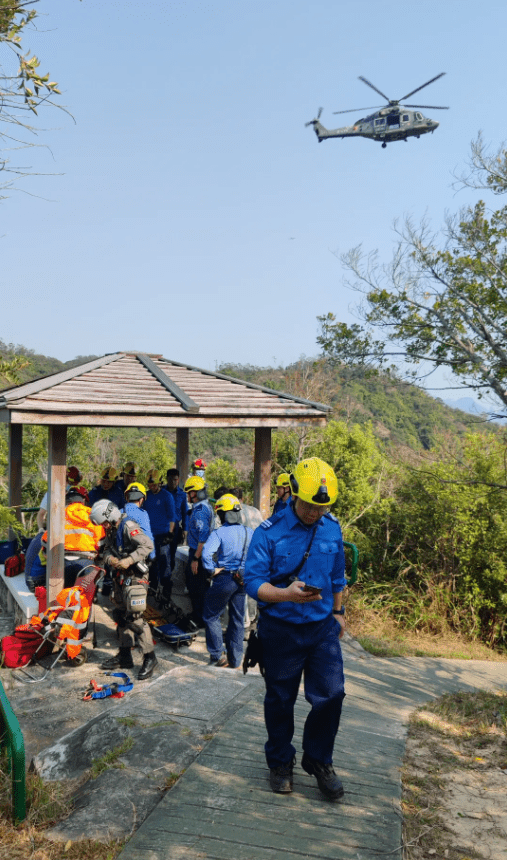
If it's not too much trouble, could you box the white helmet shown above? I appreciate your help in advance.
[90,499,121,526]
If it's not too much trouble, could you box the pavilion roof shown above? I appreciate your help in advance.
[0,352,330,428]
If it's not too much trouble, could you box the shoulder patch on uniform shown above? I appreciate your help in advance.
[130,528,140,536]
[260,518,273,529]
[324,512,340,525]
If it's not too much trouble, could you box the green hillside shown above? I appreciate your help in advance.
[219,361,492,451]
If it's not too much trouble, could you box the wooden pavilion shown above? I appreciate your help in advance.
[0,352,330,600]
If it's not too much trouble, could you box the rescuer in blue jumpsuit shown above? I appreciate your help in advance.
[164,468,189,571]
[244,457,346,800]
[201,494,253,668]
[143,469,176,590]
[184,475,214,627]
[272,472,292,515]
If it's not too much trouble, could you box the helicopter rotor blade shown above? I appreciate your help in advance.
[332,105,384,114]
[403,104,449,110]
[305,106,323,126]
[399,72,445,102]
[358,76,390,102]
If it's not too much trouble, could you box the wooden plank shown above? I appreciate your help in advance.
[14,401,320,417]
[137,353,200,413]
[176,428,189,480]
[47,426,67,603]
[253,427,271,519]
[8,424,23,529]
[7,411,326,429]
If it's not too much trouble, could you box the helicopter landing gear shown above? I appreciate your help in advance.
[382,142,387,148]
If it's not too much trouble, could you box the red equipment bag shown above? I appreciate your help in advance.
[4,551,26,577]
[1,625,52,668]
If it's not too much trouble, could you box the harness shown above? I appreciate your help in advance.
[82,672,133,700]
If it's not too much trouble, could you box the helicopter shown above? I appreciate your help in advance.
[306,73,448,148]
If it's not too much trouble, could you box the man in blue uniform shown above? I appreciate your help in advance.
[88,467,124,509]
[201,494,253,668]
[244,457,346,800]
[115,462,137,507]
[143,469,176,591]
[272,472,292,515]
[122,482,156,564]
[164,468,188,570]
[184,475,214,627]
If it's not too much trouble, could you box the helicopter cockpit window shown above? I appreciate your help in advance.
[374,118,385,126]
[415,112,423,121]
[402,114,409,122]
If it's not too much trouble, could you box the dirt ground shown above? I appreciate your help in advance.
[402,695,507,860]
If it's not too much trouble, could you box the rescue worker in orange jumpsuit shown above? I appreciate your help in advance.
[43,487,105,588]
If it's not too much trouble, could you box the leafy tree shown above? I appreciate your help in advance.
[318,138,507,416]
[360,431,507,646]
[205,458,240,499]
[273,420,384,529]
[0,0,69,198]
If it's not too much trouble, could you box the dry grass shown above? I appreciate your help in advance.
[0,764,124,860]
[347,593,507,661]
[401,691,507,860]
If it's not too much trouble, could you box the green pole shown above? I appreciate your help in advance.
[0,679,26,823]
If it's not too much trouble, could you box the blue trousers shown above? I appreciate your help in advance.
[185,548,209,626]
[202,573,246,667]
[169,525,183,571]
[258,612,345,768]
[64,557,93,589]
[153,534,172,587]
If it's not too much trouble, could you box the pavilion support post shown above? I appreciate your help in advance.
[253,427,272,520]
[47,426,67,604]
[176,428,189,481]
[8,424,23,539]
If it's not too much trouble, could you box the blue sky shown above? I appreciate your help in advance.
[2,0,506,377]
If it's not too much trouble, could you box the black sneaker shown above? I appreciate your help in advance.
[301,753,344,799]
[269,757,295,794]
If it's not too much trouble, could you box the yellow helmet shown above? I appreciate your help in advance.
[125,481,146,501]
[101,466,118,482]
[215,493,241,513]
[290,458,338,506]
[147,468,163,485]
[276,472,291,488]
[184,475,206,493]
[123,462,137,478]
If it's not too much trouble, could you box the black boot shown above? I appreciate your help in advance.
[301,753,344,800]
[101,647,134,670]
[138,651,158,681]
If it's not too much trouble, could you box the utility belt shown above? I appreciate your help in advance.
[214,568,245,588]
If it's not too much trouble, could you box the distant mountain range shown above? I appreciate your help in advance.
[442,397,506,422]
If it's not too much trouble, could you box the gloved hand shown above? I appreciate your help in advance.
[115,557,133,571]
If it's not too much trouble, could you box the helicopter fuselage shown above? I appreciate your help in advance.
[310,107,439,146]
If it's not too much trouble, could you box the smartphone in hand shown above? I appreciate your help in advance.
[301,584,322,594]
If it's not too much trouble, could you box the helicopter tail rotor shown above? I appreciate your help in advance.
[305,107,323,127]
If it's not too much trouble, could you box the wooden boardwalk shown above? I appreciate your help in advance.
[117,646,507,860]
